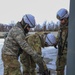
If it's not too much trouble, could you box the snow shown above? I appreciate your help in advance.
[42,47,58,70]
[0,39,4,75]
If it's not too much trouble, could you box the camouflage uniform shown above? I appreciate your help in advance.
[2,22,45,75]
[56,24,68,75]
[20,32,48,75]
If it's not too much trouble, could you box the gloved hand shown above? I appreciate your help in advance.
[32,53,50,75]
[39,68,50,75]
[40,69,50,75]
[38,62,45,74]
[43,69,49,75]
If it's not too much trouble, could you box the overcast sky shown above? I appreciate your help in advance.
[0,0,70,24]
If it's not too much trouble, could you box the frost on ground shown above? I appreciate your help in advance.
[0,39,4,75]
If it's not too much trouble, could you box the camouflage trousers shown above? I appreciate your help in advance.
[56,51,67,75]
[20,51,36,75]
[2,54,22,75]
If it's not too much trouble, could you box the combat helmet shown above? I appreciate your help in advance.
[56,8,69,20]
[22,14,36,28]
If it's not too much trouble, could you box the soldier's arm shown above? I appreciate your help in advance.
[27,34,48,69]
[12,27,47,74]
[27,34,42,54]
[12,27,39,58]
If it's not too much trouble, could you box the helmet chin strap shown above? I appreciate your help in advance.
[20,19,29,34]
[24,24,28,29]
[21,19,29,29]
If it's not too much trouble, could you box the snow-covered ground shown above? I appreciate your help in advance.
[0,39,4,75]
[0,38,66,75]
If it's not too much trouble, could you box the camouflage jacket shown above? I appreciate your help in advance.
[2,22,49,71]
[57,23,68,52]
[2,22,40,57]
[25,32,49,70]
[25,32,48,54]
[49,21,68,50]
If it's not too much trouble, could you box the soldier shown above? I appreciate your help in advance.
[56,8,69,75]
[2,14,48,75]
[20,32,57,75]
[43,8,68,75]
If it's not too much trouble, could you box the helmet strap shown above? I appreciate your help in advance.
[21,19,29,29]
[46,35,53,45]
[46,35,57,48]
[26,15,34,27]
[24,24,28,29]
[20,20,29,34]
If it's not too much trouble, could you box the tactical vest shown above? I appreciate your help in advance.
[58,24,68,51]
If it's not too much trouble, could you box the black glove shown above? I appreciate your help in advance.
[38,63,45,74]
[39,68,50,75]
[43,69,49,75]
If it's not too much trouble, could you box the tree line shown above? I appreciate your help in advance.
[0,20,60,32]
[0,23,14,32]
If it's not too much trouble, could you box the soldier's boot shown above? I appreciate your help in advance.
[57,70,64,75]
